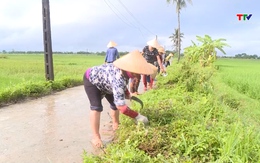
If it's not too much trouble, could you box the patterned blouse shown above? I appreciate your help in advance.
[88,63,129,106]
[142,45,159,64]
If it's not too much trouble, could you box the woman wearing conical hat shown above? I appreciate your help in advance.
[83,50,157,148]
[141,38,165,90]
[157,46,166,73]
[105,41,119,63]
[165,53,174,67]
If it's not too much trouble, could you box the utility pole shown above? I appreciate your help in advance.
[156,35,157,40]
[42,0,54,81]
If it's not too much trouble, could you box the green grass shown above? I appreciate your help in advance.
[215,58,260,100]
[0,54,104,106]
[0,54,104,91]
[83,58,260,162]
[214,58,260,128]
[1,54,260,162]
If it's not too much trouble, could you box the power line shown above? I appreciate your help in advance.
[103,0,135,28]
[103,0,146,38]
[117,0,156,36]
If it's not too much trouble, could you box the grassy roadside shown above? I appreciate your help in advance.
[83,60,260,162]
[0,54,103,107]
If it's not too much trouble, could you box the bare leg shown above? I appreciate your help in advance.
[90,110,102,147]
[135,75,141,94]
[142,75,147,91]
[110,109,119,130]
[149,76,153,89]
[104,94,119,130]
[129,79,135,93]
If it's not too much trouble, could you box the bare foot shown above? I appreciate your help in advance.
[91,138,103,148]
[113,123,119,131]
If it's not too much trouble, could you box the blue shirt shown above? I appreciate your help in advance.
[88,64,128,106]
[105,47,119,63]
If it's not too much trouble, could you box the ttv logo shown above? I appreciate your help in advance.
[236,14,252,21]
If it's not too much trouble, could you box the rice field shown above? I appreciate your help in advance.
[214,58,260,127]
[1,54,259,100]
[0,54,104,92]
[215,58,260,100]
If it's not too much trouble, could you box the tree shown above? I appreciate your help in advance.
[169,28,184,55]
[166,0,192,63]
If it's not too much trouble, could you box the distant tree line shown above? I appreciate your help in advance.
[1,50,129,56]
[234,53,259,59]
[1,50,258,59]
[220,53,260,59]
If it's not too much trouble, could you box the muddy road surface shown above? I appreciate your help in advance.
[0,85,139,163]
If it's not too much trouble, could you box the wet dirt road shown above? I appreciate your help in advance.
[0,85,137,163]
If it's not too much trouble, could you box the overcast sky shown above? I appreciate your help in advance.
[0,0,259,56]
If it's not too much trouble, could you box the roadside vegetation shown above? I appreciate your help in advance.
[83,60,260,162]
[83,36,260,162]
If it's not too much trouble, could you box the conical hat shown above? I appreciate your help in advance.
[113,50,154,75]
[158,46,165,53]
[147,39,160,49]
[107,41,117,48]
[148,63,158,79]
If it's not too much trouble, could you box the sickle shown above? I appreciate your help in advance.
[130,96,143,109]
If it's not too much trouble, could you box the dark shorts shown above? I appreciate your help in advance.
[83,72,117,112]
